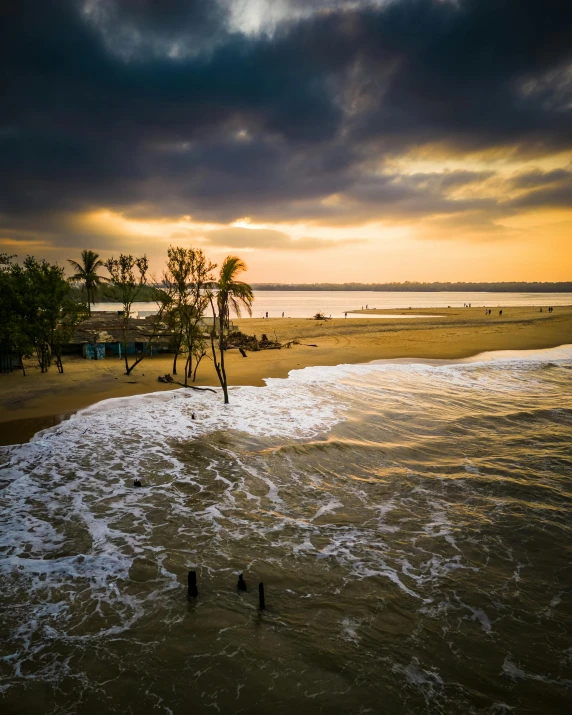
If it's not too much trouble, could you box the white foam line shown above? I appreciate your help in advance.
[1,343,567,451]
[368,343,572,369]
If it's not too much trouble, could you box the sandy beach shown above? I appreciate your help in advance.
[0,305,570,445]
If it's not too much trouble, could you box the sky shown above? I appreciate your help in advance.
[1,0,571,283]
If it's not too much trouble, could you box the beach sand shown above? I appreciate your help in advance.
[0,306,570,445]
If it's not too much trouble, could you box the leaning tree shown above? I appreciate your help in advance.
[209,256,253,404]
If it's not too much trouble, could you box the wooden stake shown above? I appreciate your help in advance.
[258,582,265,610]
[188,570,198,598]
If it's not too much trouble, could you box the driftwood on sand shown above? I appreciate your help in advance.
[158,373,216,393]
[176,383,217,393]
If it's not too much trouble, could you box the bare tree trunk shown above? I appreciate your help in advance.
[209,297,228,403]
[187,333,193,379]
[184,355,190,387]
[19,355,26,377]
[172,328,184,374]
[122,313,130,374]
[124,308,166,376]
[218,312,229,404]
[209,329,227,403]
[37,343,50,373]
[192,352,205,382]
[125,356,146,375]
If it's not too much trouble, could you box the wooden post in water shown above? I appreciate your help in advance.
[258,582,265,610]
[188,570,198,598]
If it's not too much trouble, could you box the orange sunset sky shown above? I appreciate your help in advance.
[2,1,571,282]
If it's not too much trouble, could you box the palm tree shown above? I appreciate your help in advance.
[67,250,105,314]
[210,256,253,404]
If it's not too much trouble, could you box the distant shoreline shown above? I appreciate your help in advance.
[87,285,572,304]
[250,283,572,292]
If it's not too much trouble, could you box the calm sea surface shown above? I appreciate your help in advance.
[1,346,571,713]
[94,290,572,319]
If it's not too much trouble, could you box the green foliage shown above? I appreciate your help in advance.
[215,256,254,328]
[104,254,150,375]
[0,255,33,368]
[99,282,164,302]
[160,246,216,382]
[67,249,106,312]
[0,255,89,373]
[0,247,253,385]
[51,298,89,373]
[104,254,149,313]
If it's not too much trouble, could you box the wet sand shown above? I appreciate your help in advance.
[0,306,570,445]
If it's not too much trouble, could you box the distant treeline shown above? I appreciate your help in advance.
[251,282,572,293]
[71,283,163,302]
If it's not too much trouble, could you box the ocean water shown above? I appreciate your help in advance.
[1,347,571,714]
[94,290,572,319]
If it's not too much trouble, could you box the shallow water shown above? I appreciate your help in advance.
[95,290,572,318]
[1,347,571,714]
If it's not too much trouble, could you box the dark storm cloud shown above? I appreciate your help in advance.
[83,0,229,59]
[507,168,572,191]
[504,169,572,210]
[0,0,571,244]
